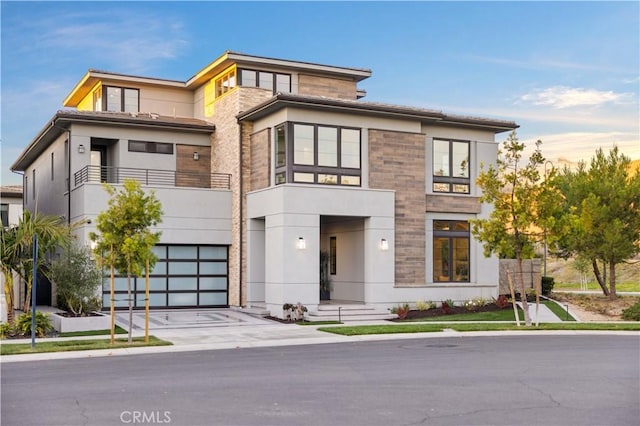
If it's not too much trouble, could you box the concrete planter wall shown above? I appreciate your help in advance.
[50,312,110,333]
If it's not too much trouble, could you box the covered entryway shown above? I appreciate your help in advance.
[320,216,365,303]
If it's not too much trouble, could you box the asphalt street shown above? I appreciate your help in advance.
[2,335,639,426]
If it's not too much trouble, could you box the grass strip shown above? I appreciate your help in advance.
[541,300,576,321]
[1,336,171,356]
[59,325,128,337]
[401,308,522,322]
[318,322,640,336]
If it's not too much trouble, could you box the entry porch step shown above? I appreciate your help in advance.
[306,304,395,322]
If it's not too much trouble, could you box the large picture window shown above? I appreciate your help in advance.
[433,220,469,282]
[102,86,139,113]
[433,139,470,193]
[239,69,291,94]
[274,122,361,186]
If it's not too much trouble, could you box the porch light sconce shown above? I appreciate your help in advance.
[379,238,389,251]
[77,144,85,154]
[193,152,200,161]
[296,237,306,250]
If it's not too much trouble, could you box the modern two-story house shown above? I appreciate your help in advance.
[11,51,518,318]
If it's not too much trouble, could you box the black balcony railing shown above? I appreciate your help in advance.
[74,165,231,190]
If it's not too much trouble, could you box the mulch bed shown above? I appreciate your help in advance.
[390,304,512,321]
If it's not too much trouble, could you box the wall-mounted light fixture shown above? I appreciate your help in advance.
[78,144,85,154]
[193,152,200,161]
[296,237,306,250]
[379,238,389,251]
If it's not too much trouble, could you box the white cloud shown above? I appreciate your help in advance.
[519,86,633,109]
[518,131,640,165]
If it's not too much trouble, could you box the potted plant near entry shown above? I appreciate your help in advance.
[320,250,332,300]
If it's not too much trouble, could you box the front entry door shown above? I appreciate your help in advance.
[90,146,107,182]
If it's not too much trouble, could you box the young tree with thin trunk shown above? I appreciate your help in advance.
[90,179,162,344]
[554,147,640,300]
[470,131,562,326]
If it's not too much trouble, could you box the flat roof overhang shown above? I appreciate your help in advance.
[11,111,215,172]
[237,94,519,133]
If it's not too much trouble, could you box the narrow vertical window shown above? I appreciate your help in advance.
[293,124,314,165]
[51,152,55,180]
[317,127,337,167]
[276,125,286,168]
[32,169,36,200]
[330,237,337,275]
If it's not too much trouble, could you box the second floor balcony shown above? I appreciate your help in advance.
[74,165,231,190]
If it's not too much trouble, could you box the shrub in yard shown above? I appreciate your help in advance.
[15,312,52,337]
[495,295,509,308]
[440,300,453,315]
[621,300,640,321]
[415,300,435,311]
[0,322,14,339]
[396,303,410,319]
[48,242,103,316]
[541,276,555,296]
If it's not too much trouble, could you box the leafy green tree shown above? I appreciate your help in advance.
[554,147,640,299]
[90,179,162,343]
[48,242,102,316]
[470,131,562,326]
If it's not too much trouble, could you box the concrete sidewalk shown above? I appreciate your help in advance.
[2,304,633,364]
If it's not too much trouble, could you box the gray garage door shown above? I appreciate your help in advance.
[103,244,228,310]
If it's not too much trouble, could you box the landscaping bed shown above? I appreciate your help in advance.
[391,303,512,321]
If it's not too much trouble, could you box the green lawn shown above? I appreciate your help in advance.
[541,300,576,321]
[318,322,640,336]
[1,336,171,356]
[402,308,523,322]
[59,325,128,337]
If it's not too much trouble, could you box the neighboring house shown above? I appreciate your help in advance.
[1,185,23,322]
[11,51,518,318]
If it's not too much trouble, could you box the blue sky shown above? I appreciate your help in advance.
[1,1,638,185]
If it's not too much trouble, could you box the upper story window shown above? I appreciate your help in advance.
[433,139,470,194]
[95,86,139,112]
[239,69,291,94]
[275,122,361,186]
[215,68,236,97]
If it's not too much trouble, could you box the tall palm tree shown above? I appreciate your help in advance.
[11,211,70,312]
[1,226,20,322]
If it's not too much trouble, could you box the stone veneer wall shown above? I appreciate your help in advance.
[425,194,481,213]
[368,129,426,287]
[239,87,274,305]
[210,92,241,306]
[297,74,357,100]
[249,129,270,191]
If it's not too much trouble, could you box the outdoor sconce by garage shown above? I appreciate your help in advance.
[77,144,85,154]
[296,237,306,250]
[379,238,389,251]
